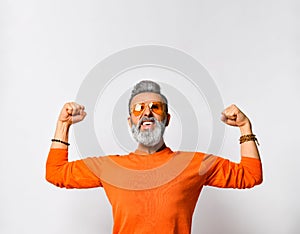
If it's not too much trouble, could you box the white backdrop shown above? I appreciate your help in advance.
[1,1,299,233]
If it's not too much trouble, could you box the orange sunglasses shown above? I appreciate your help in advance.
[131,101,166,116]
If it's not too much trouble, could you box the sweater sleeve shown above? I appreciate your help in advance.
[203,156,263,189]
[45,148,102,189]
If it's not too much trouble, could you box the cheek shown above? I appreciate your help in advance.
[129,116,139,126]
[153,115,165,123]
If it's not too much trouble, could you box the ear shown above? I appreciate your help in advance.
[127,116,132,128]
[165,113,171,127]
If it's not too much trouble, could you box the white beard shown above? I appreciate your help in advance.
[131,117,167,147]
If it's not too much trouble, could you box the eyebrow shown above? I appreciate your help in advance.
[131,100,165,106]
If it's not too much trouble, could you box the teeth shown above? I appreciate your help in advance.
[142,121,153,125]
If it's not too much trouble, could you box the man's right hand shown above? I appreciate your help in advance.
[58,102,87,126]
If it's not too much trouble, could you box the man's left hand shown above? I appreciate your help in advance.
[221,104,251,128]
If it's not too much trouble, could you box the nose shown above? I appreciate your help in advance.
[142,104,153,117]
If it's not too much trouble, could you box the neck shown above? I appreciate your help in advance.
[136,139,166,155]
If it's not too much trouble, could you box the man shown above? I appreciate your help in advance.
[46,80,262,234]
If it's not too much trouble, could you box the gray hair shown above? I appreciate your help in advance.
[128,80,168,114]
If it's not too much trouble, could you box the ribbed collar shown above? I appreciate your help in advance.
[128,147,174,165]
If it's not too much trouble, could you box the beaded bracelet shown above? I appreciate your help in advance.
[51,139,70,146]
[239,134,260,146]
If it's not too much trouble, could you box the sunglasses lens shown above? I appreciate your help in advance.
[150,102,164,115]
[132,103,145,116]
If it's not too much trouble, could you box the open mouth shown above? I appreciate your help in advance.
[139,119,155,129]
[142,121,154,126]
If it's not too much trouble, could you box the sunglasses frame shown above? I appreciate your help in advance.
[131,101,166,116]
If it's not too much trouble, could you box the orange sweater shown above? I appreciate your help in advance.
[46,147,262,234]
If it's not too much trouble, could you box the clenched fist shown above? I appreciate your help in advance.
[221,104,251,129]
[58,102,87,125]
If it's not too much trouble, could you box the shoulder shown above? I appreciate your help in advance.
[174,151,206,159]
[171,151,209,169]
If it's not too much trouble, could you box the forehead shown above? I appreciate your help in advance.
[130,92,164,105]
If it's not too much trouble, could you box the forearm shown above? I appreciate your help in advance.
[51,121,71,149]
[239,123,260,160]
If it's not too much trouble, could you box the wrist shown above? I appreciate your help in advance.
[56,120,71,129]
[239,122,252,135]
[54,121,70,141]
